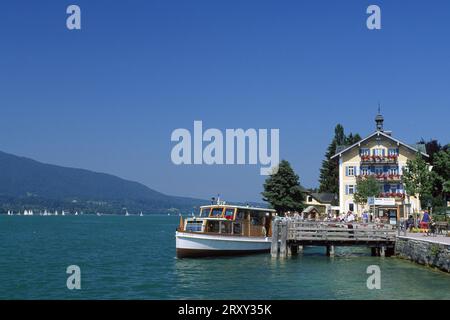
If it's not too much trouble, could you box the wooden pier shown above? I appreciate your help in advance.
[271,218,397,258]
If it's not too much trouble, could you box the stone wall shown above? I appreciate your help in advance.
[395,237,450,273]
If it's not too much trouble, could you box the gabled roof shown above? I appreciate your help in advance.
[302,206,319,214]
[310,193,337,204]
[330,131,429,160]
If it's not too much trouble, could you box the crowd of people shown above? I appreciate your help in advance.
[404,210,436,234]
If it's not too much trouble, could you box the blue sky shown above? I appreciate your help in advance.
[1,0,449,202]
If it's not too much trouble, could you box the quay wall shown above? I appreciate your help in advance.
[395,237,450,273]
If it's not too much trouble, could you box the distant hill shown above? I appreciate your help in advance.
[0,150,205,214]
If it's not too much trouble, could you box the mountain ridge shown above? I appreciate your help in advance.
[0,150,204,214]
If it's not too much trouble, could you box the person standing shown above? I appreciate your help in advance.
[362,211,369,223]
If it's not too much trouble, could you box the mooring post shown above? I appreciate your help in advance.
[287,244,292,256]
[271,220,279,258]
[371,247,377,257]
[291,245,298,256]
[279,220,288,258]
[380,245,386,257]
[326,245,335,257]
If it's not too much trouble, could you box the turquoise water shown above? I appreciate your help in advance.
[0,215,449,300]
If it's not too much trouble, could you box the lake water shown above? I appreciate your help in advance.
[0,215,449,300]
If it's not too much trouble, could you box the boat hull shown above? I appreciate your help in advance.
[176,231,271,258]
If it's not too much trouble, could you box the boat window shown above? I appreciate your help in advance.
[200,208,210,217]
[224,208,235,220]
[250,211,264,225]
[185,221,203,232]
[236,209,251,220]
[221,221,232,234]
[207,220,220,233]
[233,222,242,235]
[236,210,245,220]
[210,207,224,217]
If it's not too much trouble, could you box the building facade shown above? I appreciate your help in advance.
[331,113,429,221]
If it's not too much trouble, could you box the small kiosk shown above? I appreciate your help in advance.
[368,197,400,225]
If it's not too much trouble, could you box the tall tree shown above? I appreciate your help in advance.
[403,153,434,212]
[425,139,442,163]
[346,133,362,145]
[431,148,450,200]
[262,160,305,214]
[318,125,361,194]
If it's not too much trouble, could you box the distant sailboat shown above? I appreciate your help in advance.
[29,210,34,216]
[43,210,48,216]
[97,212,101,216]
[7,210,11,216]
[75,211,79,216]
[125,211,130,217]
[54,210,59,216]
[62,211,66,216]
[140,212,143,217]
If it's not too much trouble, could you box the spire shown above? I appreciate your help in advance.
[375,104,384,131]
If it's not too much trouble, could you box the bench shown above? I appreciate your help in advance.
[435,222,449,235]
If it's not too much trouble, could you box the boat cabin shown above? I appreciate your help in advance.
[180,205,276,238]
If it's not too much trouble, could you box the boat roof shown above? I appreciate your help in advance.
[200,204,276,212]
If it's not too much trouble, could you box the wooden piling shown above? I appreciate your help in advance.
[270,220,279,258]
[279,221,288,258]
[326,245,335,257]
[380,245,386,257]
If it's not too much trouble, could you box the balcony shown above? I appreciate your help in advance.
[358,173,402,182]
[360,155,398,164]
[379,192,406,200]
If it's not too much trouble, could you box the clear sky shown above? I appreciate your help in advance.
[1,0,449,202]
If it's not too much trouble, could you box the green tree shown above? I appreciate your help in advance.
[262,160,305,214]
[346,133,362,145]
[319,125,361,194]
[354,176,380,210]
[431,148,450,200]
[318,125,344,194]
[403,153,434,213]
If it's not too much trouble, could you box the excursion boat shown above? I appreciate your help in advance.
[176,202,276,258]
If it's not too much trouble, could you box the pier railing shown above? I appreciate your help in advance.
[287,220,397,242]
[271,218,398,258]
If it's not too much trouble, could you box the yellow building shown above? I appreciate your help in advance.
[330,113,429,222]
[303,192,339,216]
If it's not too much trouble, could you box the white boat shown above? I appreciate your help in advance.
[62,211,66,216]
[97,212,101,216]
[140,212,143,217]
[175,202,276,258]
[7,210,11,216]
[54,210,59,216]
[125,211,130,216]
[75,211,79,216]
